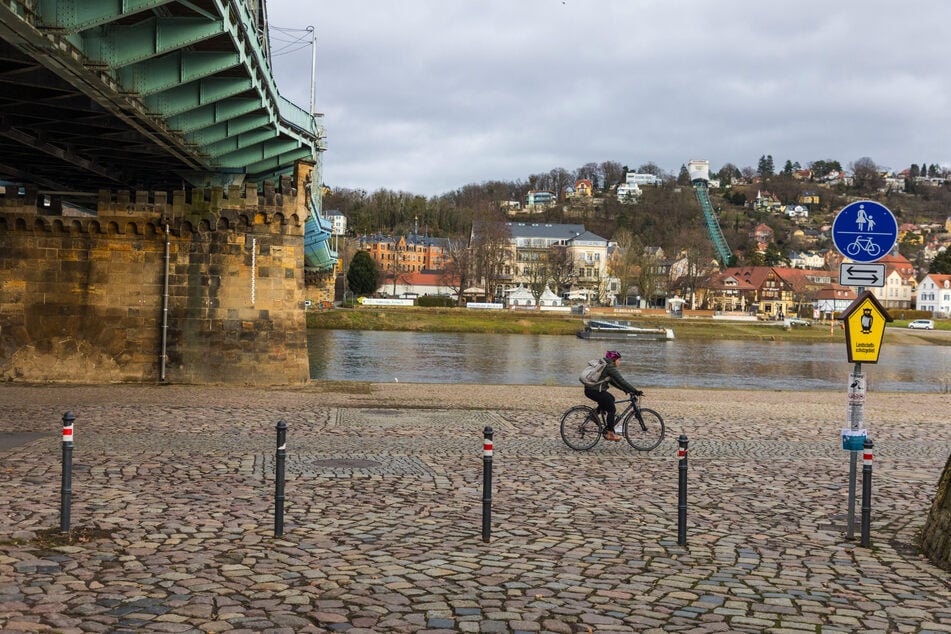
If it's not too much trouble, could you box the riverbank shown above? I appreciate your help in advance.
[308,306,948,345]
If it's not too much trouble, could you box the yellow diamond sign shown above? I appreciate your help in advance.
[841,291,892,363]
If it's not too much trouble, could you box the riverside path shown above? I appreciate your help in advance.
[1,383,949,633]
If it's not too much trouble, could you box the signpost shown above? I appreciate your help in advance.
[832,201,897,541]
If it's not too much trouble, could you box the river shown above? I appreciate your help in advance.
[307,329,950,393]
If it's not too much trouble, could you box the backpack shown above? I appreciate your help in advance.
[579,358,608,387]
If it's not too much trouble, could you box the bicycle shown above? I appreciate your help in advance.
[559,394,665,451]
[846,236,881,258]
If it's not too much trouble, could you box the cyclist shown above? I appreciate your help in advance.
[584,350,643,441]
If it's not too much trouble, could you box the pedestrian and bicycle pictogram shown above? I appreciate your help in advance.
[831,201,898,263]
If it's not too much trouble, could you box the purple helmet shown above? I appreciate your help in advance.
[605,350,621,361]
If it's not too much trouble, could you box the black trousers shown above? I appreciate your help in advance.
[584,387,616,431]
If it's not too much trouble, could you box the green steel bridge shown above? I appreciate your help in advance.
[0,0,335,270]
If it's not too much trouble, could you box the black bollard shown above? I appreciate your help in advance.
[482,426,493,543]
[60,412,75,534]
[860,438,873,547]
[677,434,688,546]
[274,420,287,537]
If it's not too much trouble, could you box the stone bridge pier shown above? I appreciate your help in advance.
[0,164,316,385]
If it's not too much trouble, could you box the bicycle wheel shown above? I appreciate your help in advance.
[560,406,602,451]
[622,407,665,451]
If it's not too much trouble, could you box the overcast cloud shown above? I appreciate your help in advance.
[265,1,951,197]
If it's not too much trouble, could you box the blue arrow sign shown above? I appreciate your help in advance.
[832,201,897,263]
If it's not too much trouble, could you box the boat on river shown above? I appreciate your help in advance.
[576,319,675,341]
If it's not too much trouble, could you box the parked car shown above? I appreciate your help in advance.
[786,318,812,327]
[908,319,935,330]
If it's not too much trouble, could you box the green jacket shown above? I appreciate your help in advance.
[594,359,637,394]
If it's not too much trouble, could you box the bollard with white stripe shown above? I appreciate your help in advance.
[60,412,75,534]
[860,438,873,547]
[677,435,688,546]
[482,426,493,543]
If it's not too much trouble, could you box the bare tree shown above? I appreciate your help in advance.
[525,259,550,306]
[600,161,626,191]
[609,229,645,306]
[472,212,512,302]
[547,245,576,298]
[442,236,473,305]
[575,162,602,189]
[850,156,884,193]
[549,167,573,201]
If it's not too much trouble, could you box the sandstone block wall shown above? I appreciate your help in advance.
[922,453,951,571]
[0,166,315,385]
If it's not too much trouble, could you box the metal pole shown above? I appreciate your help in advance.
[860,439,873,547]
[677,434,688,546]
[274,420,287,537]
[60,412,75,534]
[847,361,863,540]
[160,222,170,381]
[308,26,317,115]
[482,426,493,543]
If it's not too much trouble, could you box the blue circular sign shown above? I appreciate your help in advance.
[831,201,897,262]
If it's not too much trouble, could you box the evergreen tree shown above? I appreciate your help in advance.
[930,249,951,274]
[347,251,381,296]
[677,164,690,185]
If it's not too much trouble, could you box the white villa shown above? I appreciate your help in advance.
[917,274,951,317]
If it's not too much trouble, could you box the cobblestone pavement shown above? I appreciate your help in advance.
[0,384,950,633]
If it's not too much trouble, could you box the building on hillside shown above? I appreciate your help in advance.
[526,190,556,208]
[616,181,642,203]
[702,266,829,318]
[916,274,951,316]
[494,222,614,304]
[500,200,521,216]
[750,223,774,245]
[787,250,826,269]
[573,179,594,197]
[753,190,781,212]
[324,209,347,236]
[784,204,809,219]
[625,172,661,186]
[798,191,820,205]
[355,232,452,277]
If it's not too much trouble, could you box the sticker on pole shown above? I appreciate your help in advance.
[832,201,897,263]
[841,428,868,451]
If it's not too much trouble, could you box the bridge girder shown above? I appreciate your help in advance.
[0,0,324,192]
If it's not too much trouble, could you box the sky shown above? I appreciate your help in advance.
[265,1,951,198]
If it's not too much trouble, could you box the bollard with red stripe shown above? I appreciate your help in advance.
[860,438,874,547]
[60,412,75,533]
[482,426,494,543]
[677,434,689,546]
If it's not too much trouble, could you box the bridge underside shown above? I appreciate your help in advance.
[0,0,323,192]
[0,38,203,191]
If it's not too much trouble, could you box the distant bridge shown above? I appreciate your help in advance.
[0,0,335,270]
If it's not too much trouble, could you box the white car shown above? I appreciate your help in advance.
[908,319,935,330]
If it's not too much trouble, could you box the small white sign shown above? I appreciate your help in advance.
[839,262,886,287]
